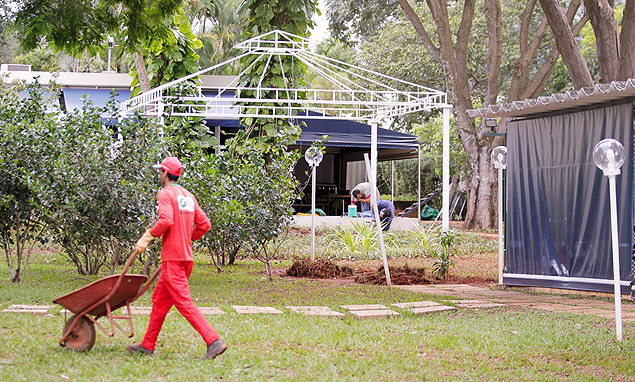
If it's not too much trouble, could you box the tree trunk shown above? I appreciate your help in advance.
[397,0,497,229]
[583,0,618,82]
[618,0,635,80]
[133,51,152,93]
[539,0,594,88]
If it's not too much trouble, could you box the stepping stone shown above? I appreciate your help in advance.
[1,305,50,315]
[285,306,345,317]
[349,309,400,319]
[411,305,457,314]
[434,284,484,292]
[394,285,450,295]
[232,305,282,315]
[340,304,388,311]
[456,302,505,308]
[392,301,442,309]
[199,307,225,315]
[447,300,505,308]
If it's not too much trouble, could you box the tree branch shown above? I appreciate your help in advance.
[484,0,502,105]
[618,0,635,80]
[539,0,593,88]
[395,0,442,64]
[583,0,618,82]
[522,14,589,99]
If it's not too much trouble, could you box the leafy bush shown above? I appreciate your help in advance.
[0,82,56,282]
[185,150,250,270]
[185,148,300,280]
[0,81,163,277]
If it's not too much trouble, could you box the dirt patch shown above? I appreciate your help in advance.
[355,264,433,285]
[286,259,354,278]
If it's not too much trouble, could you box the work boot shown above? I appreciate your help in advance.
[126,343,154,356]
[203,339,227,360]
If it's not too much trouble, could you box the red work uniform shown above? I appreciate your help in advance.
[140,183,218,351]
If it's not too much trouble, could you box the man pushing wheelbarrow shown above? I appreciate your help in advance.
[127,156,227,360]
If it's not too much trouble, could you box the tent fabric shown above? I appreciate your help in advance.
[60,89,419,151]
[63,88,132,112]
[206,110,419,150]
[505,102,634,293]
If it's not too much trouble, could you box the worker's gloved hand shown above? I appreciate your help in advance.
[135,228,155,252]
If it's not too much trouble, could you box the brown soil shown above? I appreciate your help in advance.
[282,256,495,287]
[355,264,432,285]
[286,258,354,278]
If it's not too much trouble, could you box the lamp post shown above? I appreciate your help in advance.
[305,147,323,261]
[106,36,115,73]
[491,146,507,285]
[593,138,626,341]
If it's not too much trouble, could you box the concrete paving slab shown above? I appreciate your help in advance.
[1,305,50,315]
[434,284,488,292]
[285,306,345,317]
[455,303,506,309]
[447,299,488,304]
[199,307,225,315]
[232,305,282,315]
[411,305,457,314]
[340,304,388,311]
[394,285,453,295]
[392,301,442,309]
[349,309,399,319]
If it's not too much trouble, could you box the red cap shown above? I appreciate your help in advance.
[153,157,182,176]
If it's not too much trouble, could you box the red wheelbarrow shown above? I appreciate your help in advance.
[53,249,160,351]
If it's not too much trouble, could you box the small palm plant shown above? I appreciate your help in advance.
[432,230,456,281]
[405,223,439,257]
[328,219,379,259]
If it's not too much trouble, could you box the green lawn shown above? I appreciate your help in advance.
[1,239,635,381]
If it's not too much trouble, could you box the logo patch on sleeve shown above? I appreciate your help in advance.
[177,195,195,212]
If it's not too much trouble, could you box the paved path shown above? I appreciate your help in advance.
[2,284,633,320]
[395,284,635,321]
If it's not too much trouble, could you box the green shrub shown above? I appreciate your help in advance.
[0,81,55,282]
[0,81,163,277]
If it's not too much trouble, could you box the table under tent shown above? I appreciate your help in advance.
[469,79,635,296]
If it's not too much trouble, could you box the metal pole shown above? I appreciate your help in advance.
[418,147,421,221]
[311,165,316,262]
[371,121,378,191]
[442,106,451,231]
[498,167,504,284]
[364,153,391,288]
[608,174,623,341]
[391,160,395,205]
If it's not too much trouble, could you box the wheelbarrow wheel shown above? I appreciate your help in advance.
[63,315,96,352]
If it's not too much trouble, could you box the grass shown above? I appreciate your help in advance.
[1,230,635,381]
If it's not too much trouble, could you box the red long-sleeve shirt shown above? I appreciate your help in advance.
[150,184,211,262]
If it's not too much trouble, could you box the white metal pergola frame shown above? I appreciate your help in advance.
[119,30,453,277]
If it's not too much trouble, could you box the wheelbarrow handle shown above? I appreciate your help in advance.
[121,248,141,275]
[100,249,141,305]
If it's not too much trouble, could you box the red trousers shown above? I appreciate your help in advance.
[141,261,219,351]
